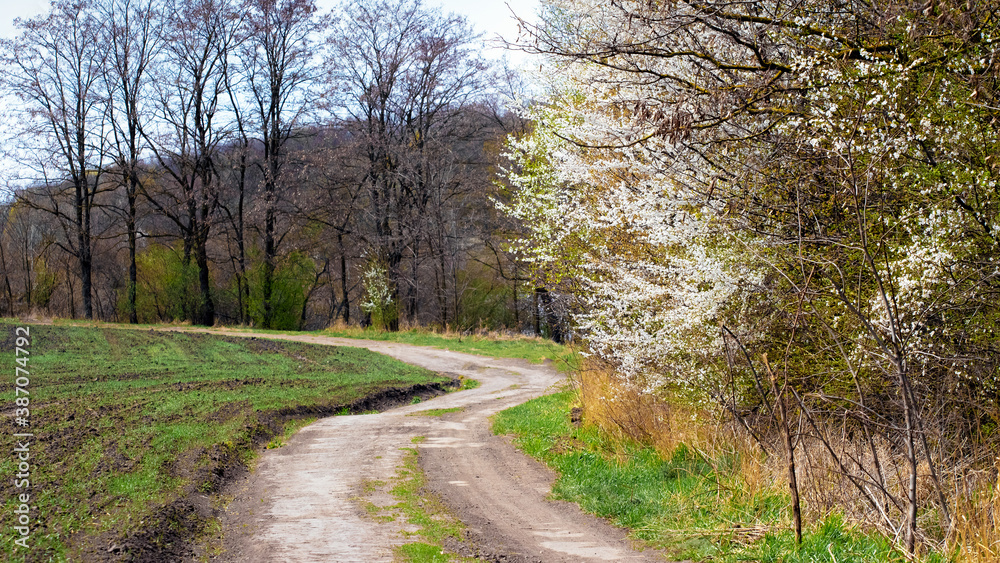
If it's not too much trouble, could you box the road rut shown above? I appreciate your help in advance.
[194,332,665,562]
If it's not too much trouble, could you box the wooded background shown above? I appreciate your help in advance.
[0,0,555,333]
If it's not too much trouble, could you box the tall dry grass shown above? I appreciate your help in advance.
[574,358,776,524]
[950,459,1000,562]
[575,357,1000,561]
[575,358,774,487]
[576,358,714,456]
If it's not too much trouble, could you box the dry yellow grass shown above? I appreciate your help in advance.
[576,358,725,459]
[575,357,1000,560]
[951,460,1000,563]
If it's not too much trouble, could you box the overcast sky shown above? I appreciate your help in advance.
[0,0,540,55]
[0,0,48,38]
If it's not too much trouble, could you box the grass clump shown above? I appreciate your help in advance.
[357,444,471,562]
[398,542,451,562]
[457,376,480,390]
[492,390,945,563]
[0,322,448,562]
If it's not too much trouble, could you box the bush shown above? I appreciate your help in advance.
[128,243,201,323]
[246,250,316,330]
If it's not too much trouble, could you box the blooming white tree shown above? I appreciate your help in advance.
[504,0,1000,553]
[359,257,395,330]
[502,76,764,402]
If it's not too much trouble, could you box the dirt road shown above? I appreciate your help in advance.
[191,332,665,562]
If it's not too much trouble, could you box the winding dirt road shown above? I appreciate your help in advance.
[188,332,666,562]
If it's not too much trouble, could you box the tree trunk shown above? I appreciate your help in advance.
[80,254,93,320]
[262,204,276,328]
[387,250,401,331]
[533,288,540,336]
[764,354,802,545]
[435,256,448,327]
[127,186,138,324]
[238,191,248,325]
[897,357,919,556]
[537,288,562,343]
[195,236,214,326]
[339,233,349,324]
[66,262,76,319]
[512,262,519,329]
[22,238,32,309]
[407,243,418,323]
[78,176,93,320]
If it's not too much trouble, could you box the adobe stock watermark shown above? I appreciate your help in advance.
[10,326,33,550]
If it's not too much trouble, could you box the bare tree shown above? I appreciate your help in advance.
[141,0,242,325]
[102,0,162,323]
[239,0,325,328]
[1,0,109,319]
[291,136,363,325]
[327,0,491,329]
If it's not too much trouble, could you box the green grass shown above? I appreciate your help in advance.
[0,322,448,562]
[492,390,947,563]
[357,443,471,562]
[390,447,469,561]
[397,542,452,562]
[457,376,480,390]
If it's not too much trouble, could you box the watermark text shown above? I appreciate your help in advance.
[11,326,32,549]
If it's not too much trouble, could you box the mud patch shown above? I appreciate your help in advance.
[100,498,212,562]
[208,400,251,424]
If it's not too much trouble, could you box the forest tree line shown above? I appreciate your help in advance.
[0,0,547,332]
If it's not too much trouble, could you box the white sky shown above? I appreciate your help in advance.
[0,0,540,51]
[0,0,49,38]
[393,0,539,55]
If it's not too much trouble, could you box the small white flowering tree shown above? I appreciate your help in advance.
[501,73,766,406]
[359,256,396,330]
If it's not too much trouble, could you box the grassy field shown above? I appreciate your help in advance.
[493,390,947,563]
[0,322,450,562]
[49,319,577,371]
